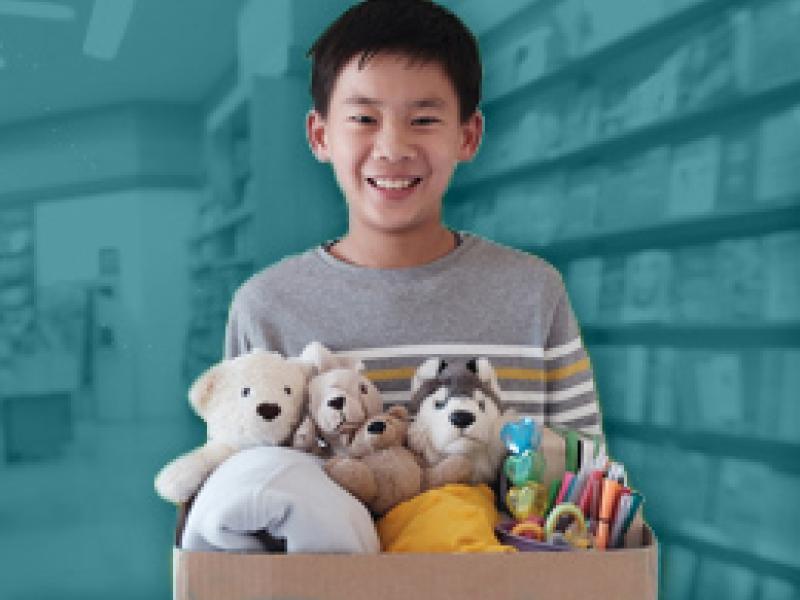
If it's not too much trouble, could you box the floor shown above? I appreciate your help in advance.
[0,416,201,600]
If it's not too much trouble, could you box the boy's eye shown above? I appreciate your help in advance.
[434,398,446,410]
[413,117,439,125]
[349,115,375,124]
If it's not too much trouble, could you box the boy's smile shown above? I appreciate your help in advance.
[306,52,482,261]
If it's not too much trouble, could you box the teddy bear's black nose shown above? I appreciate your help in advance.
[257,403,281,421]
[367,420,386,434]
[328,396,345,411]
[449,410,475,430]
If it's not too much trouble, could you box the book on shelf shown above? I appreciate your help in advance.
[672,245,718,322]
[596,162,630,231]
[622,145,671,228]
[758,348,800,443]
[715,237,764,321]
[591,345,628,419]
[763,230,800,321]
[561,83,601,151]
[566,257,603,324]
[648,347,677,428]
[667,135,721,218]
[576,0,664,55]
[758,468,800,567]
[676,10,749,111]
[598,254,626,322]
[694,351,746,434]
[713,458,767,540]
[717,122,757,211]
[495,174,564,247]
[621,249,673,323]
[756,105,800,203]
[626,50,681,130]
[752,0,800,91]
[622,345,648,423]
[695,556,758,600]
[759,576,799,600]
[660,545,699,600]
[560,165,602,238]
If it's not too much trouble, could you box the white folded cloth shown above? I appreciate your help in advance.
[181,446,379,554]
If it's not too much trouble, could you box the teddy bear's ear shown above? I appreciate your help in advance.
[387,405,410,421]
[298,341,341,374]
[188,361,224,416]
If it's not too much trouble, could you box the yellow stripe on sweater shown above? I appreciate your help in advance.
[365,358,590,384]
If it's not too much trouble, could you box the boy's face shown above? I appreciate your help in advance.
[306,52,482,237]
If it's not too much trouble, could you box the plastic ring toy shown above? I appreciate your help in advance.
[510,521,544,541]
[544,503,587,540]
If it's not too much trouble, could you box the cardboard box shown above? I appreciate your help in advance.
[172,506,658,600]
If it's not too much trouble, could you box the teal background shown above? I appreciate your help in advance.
[0,0,798,598]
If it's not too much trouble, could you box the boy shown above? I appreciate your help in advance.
[224,0,604,439]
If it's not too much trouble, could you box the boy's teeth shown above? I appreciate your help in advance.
[370,177,419,189]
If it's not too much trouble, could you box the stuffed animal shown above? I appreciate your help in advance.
[292,341,383,457]
[407,357,515,489]
[325,405,423,515]
[154,348,314,504]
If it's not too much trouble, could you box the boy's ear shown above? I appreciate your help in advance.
[306,109,331,163]
[457,109,483,163]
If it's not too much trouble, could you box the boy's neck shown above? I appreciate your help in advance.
[327,223,460,269]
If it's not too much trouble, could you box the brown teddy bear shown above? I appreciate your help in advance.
[154,348,314,504]
[324,405,422,516]
[291,341,383,457]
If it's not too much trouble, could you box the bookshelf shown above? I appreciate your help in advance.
[0,205,36,390]
[183,44,345,385]
[448,0,800,597]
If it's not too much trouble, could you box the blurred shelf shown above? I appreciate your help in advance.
[190,206,253,244]
[583,323,800,348]
[605,420,800,475]
[205,81,248,135]
[455,77,800,194]
[529,201,800,261]
[190,256,254,275]
[483,0,750,110]
[652,520,800,585]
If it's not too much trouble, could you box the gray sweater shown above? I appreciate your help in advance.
[224,232,604,438]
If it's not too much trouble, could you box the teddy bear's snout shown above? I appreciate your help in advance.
[449,410,475,430]
[327,396,346,411]
[256,402,282,421]
[366,420,386,434]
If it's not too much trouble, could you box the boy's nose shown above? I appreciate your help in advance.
[372,125,415,162]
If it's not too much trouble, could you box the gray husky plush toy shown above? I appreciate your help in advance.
[407,357,514,490]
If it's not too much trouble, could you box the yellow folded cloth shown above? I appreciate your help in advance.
[377,483,516,553]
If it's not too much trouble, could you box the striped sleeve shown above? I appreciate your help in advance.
[543,286,606,441]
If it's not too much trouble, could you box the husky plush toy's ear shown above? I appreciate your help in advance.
[469,357,502,400]
[411,357,447,393]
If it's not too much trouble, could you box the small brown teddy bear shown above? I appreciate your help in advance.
[325,405,422,516]
[154,349,314,504]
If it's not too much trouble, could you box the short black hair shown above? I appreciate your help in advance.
[306,0,482,124]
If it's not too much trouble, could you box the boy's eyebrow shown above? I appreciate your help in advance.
[343,95,447,109]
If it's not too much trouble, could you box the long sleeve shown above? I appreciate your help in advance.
[542,282,606,442]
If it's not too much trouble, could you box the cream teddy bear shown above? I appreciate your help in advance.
[154,348,314,504]
[324,405,422,515]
